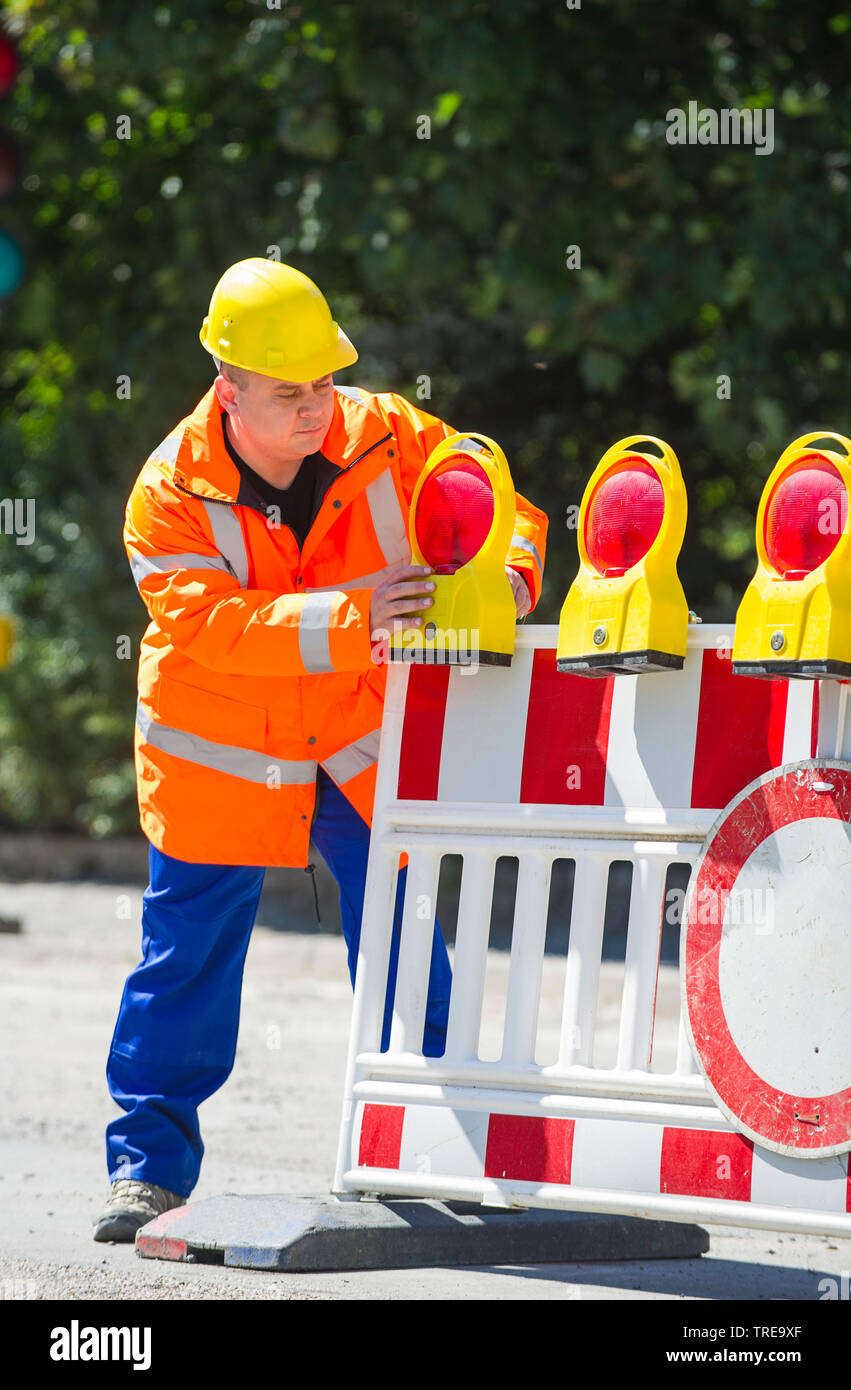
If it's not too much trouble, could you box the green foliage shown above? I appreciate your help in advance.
[1,0,850,831]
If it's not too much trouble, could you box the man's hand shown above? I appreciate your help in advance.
[507,566,532,619]
[370,563,435,639]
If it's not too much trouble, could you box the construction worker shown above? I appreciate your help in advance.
[93,258,548,1242]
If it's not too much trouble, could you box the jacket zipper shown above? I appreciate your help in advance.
[342,432,392,472]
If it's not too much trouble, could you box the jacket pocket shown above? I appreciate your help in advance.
[154,674,268,753]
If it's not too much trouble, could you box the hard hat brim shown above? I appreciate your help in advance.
[200,321,358,384]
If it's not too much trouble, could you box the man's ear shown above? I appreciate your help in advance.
[214,372,238,416]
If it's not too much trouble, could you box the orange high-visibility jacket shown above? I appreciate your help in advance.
[125,383,549,866]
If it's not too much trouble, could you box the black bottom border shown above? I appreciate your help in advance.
[557,649,685,676]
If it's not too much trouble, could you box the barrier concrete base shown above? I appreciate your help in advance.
[135,1194,709,1272]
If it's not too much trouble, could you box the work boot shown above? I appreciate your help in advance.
[92,1179,185,1243]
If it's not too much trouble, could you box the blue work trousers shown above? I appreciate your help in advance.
[105,768,451,1197]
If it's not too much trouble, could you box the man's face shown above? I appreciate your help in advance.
[215,368,336,466]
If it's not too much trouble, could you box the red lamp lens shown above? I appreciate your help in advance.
[763,456,846,579]
[415,458,494,574]
[584,460,665,577]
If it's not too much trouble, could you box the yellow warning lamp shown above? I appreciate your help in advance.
[732,431,851,679]
[557,435,689,675]
[389,432,517,667]
[0,615,13,668]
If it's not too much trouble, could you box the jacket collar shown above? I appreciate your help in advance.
[171,385,392,510]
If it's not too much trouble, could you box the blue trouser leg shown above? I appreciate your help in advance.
[105,848,265,1197]
[309,768,452,1058]
[104,770,452,1195]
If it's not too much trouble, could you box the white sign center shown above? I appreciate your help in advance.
[718,814,851,1098]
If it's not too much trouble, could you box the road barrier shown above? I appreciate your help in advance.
[137,430,851,1269]
[333,622,851,1236]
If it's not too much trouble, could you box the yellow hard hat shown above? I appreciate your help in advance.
[199,257,358,382]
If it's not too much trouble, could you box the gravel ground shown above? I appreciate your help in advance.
[0,879,848,1302]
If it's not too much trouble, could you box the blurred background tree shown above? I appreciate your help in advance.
[0,0,849,834]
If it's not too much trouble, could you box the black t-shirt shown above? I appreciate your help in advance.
[222,413,318,548]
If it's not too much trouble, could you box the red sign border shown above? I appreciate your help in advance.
[683,759,851,1158]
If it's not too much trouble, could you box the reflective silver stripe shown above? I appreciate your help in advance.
[201,500,249,588]
[510,532,543,576]
[304,566,390,595]
[322,729,381,785]
[298,591,339,673]
[335,385,365,405]
[130,551,233,586]
[456,436,484,453]
[136,702,317,786]
[365,469,410,566]
[151,430,183,467]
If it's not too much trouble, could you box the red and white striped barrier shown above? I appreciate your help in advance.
[355,1103,850,1236]
[393,625,818,824]
[333,624,851,1236]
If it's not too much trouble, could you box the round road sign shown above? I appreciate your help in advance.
[682,759,851,1159]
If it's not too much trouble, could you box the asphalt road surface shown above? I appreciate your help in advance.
[0,880,847,1302]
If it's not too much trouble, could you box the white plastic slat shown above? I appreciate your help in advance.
[617,855,669,1072]
[558,854,610,1068]
[352,845,404,1056]
[388,848,442,1055]
[676,1007,701,1076]
[500,853,553,1067]
[444,850,496,1061]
